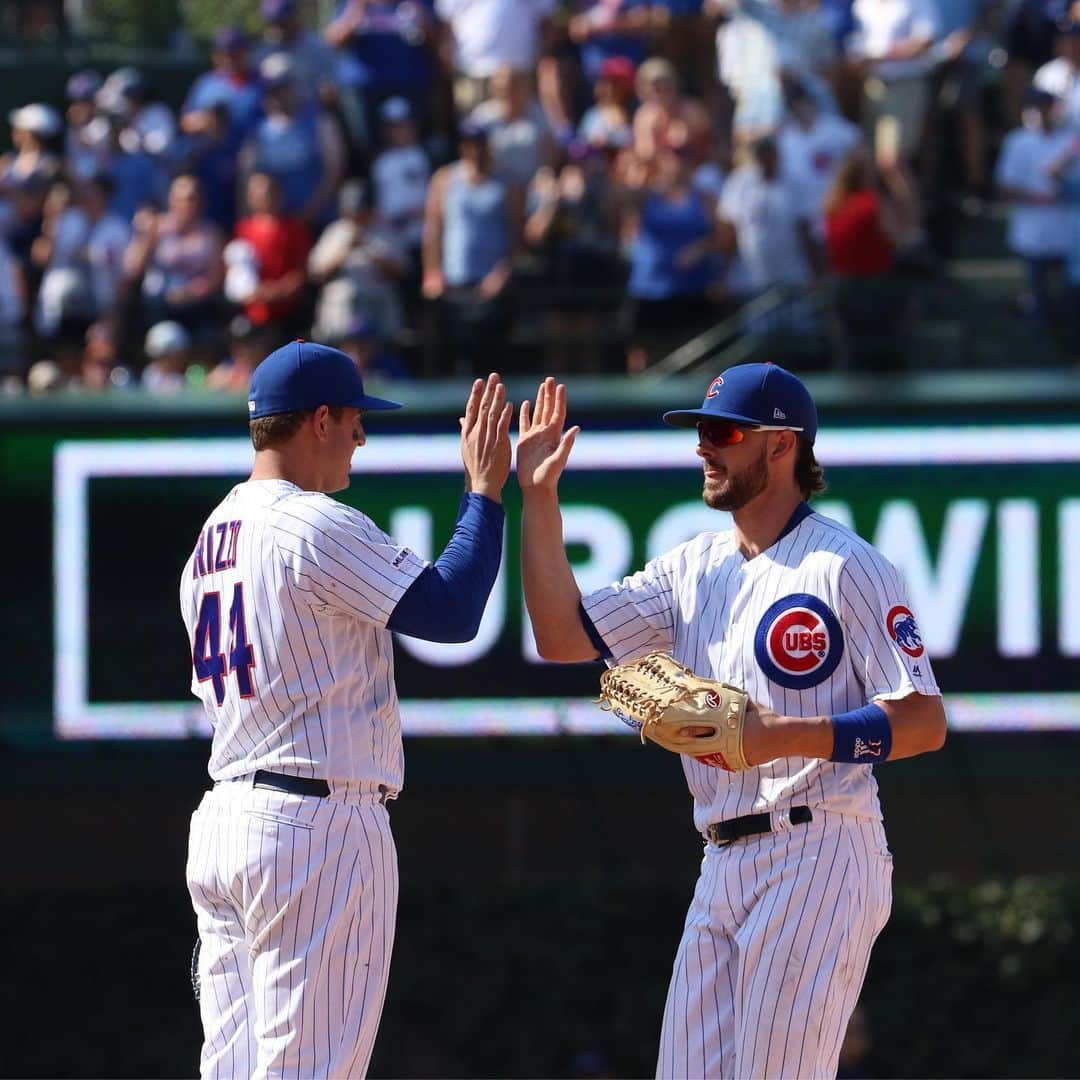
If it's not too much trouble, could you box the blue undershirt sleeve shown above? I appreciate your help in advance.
[386,492,504,642]
[579,602,611,659]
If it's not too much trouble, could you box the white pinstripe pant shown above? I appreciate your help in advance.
[657,811,892,1080]
[186,782,398,1079]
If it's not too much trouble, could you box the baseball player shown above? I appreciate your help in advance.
[181,340,512,1079]
[516,364,947,1079]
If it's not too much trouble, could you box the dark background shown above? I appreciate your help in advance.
[4,382,1080,1078]
[5,733,1078,1078]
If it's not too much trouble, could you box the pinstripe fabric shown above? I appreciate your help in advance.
[187,782,398,1080]
[180,479,426,788]
[657,813,892,1079]
[582,509,937,1078]
[181,478,422,1078]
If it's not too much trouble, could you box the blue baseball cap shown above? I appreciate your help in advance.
[248,340,402,419]
[662,363,818,444]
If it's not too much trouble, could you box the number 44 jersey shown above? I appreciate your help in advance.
[179,479,426,790]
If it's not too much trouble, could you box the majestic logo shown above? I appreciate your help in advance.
[248,400,257,413]
[854,737,884,759]
[773,407,786,420]
[705,376,724,398]
[754,593,844,690]
[886,605,925,658]
[704,689,721,708]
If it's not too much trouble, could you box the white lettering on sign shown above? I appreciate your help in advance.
[1060,500,1080,656]
[872,500,989,657]
[998,500,1040,657]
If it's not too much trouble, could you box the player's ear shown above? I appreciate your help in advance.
[310,405,331,441]
[771,431,796,459]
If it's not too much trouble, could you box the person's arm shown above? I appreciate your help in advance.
[325,0,369,48]
[517,377,598,662]
[738,690,947,765]
[387,374,514,641]
[421,165,449,297]
[302,114,347,224]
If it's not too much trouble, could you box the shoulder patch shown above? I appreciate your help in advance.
[886,604,925,658]
[754,592,844,690]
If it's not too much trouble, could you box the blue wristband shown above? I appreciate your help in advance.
[830,703,892,763]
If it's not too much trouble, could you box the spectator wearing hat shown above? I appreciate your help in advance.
[207,314,276,391]
[123,173,226,346]
[2,104,62,196]
[372,96,431,280]
[182,27,263,145]
[622,146,723,371]
[1034,18,1080,128]
[255,0,339,111]
[240,52,347,228]
[994,87,1075,332]
[141,319,196,392]
[64,71,107,182]
[578,55,637,152]
[97,67,177,162]
[232,171,313,340]
[468,65,556,189]
[326,0,440,141]
[632,57,712,165]
[422,118,521,372]
[310,178,408,342]
[337,312,411,379]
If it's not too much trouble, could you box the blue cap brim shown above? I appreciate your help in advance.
[361,393,403,411]
[662,407,766,428]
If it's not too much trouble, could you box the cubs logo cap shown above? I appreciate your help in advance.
[248,339,402,419]
[662,362,818,444]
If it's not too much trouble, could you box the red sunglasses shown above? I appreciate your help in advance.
[696,419,803,447]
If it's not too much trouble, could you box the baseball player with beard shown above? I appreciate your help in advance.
[517,363,947,1079]
[182,341,511,1078]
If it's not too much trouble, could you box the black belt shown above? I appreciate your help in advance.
[706,805,813,847]
[252,770,330,798]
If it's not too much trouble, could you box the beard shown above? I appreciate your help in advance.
[703,446,770,511]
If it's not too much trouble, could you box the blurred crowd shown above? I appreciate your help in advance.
[3,0,1080,392]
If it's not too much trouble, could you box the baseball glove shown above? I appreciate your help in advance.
[597,651,751,770]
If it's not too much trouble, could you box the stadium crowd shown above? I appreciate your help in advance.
[2,0,1080,390]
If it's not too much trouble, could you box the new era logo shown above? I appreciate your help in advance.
[773,408,786,420]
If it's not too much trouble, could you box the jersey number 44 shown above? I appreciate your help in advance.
[193,582,257,705]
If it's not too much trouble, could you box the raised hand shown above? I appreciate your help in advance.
[516,377,580,495]
[460,372,513,501]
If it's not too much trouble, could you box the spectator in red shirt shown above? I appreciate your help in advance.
[231,171,312,339]
[823,147,919,366]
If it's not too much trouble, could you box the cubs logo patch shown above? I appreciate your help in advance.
[754,593,844,690]
[705,376,724,398]
[886,605,924,658]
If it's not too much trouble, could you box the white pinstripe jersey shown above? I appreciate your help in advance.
[582,507,940,831]
[179,479,426,789]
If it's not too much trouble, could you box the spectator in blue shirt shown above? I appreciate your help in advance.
[326,0,439,144]
[240,53,347,229]
[182,27,263,146]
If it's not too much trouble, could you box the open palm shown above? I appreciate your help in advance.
[516,377,580,493]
